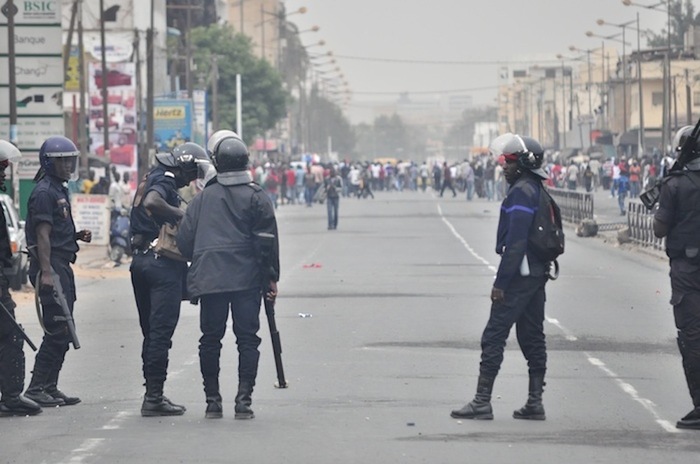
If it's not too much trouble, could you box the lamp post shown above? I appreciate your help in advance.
[555,55,569,148]
[569,46,598,147]
[586,31,630,133]
[623,0,671,154]
[597,19,636,136]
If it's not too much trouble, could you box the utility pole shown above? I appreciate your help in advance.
[5,0,17,145]
[99,0,110,165]
[212,56,219,131]
[686,68,692,125]
[78,0,88,169]
[146,0,154,169]
[185,2,193,98]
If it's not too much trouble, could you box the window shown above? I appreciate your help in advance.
[694,92,700,107]
[652,92,663,106]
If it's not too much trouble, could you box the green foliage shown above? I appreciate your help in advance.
[645,0,695,49]
[189,25,288,145]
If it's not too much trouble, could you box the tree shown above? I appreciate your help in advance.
[443,107,498,160]
[189,25,288,145]
[645,0,695,50]
[306,84,355,156]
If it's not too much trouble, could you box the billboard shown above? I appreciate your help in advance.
[154,99,193,152]
[88,62,137,184]
[0,0,63,187]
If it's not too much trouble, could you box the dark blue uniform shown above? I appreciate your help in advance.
[25,175,79,401]
[655,166,700,425]
[129,167,187,389]
[481,174,549,378]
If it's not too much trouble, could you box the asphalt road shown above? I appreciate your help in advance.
[2,188,697,464]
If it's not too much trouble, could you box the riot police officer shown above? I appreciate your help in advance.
[129,142,208,417]
[177,136,279,420]
[0,141,41,417]
[451,135,551,421]
[653,125,700,430]
[24,136,92,407]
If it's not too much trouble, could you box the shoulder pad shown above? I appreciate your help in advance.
[247,182,263,192]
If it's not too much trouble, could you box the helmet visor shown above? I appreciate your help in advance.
[195,159,216,190]
[52,156,79,181]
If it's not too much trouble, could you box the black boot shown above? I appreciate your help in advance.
[141,381,185,417]
[24,357,64,407]
[0,336,42,417]
[450,376,494,420]
[513,374,546,420]
[45,368,80,406]
[234,382,254,420]
[203,376,222,419]
[676,335,700,429]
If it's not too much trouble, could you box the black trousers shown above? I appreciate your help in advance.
[199,288,262,386]
[130,251,187,384]
[28,258,76,389]
[479,274,548,378]
[0,275,23,399]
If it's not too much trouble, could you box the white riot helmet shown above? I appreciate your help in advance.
[206,130,241,157]
[0,140,21,163]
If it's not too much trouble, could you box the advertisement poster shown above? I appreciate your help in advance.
[88,62,138,183]
[71,194,110,246]
[154,99,193,152]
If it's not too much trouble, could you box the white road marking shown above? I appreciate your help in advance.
[437,204,497,273]
[101,411,132,430]
[437,202,677,433]
[58,438,104,464]
[587,356,678,433]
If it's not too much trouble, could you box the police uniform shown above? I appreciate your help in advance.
[24,175,80,406]
[177,140,279,420]
[129,165,188,414]
[654,159,700,429]
[452,135,552,422]
[0,195,41,416]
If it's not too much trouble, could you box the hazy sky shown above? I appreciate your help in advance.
[284,0,680,122]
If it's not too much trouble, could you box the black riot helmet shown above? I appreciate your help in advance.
[155,142,209,186]
[501,135,547,179]
[212,137,250,173]
[672,125,700,159]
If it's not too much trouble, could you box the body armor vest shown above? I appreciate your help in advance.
[666,171,700,260]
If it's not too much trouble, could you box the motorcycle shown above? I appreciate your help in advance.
[108,209,132,265]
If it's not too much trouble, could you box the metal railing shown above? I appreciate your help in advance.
[547,188,594,223]
[626,200,665,251]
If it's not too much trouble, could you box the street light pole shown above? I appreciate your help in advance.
[636,12,645,156]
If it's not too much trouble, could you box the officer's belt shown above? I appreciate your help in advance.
[52,250,76,264]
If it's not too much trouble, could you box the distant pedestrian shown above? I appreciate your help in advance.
[440,162,456,198]
[324,167,343,230]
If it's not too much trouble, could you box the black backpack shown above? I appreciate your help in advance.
[528,186,565,262]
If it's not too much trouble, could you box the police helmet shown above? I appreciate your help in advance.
[39,136,80,181]
[156,142,209,183]
[501,135,547,179]
[672,125,700,158]
[488,133,516,158]
[206,129,241,156]
[212,137,249,173]
[0,140,21,163]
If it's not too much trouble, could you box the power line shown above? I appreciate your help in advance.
[333,54,561,66]
[352,85,501,95]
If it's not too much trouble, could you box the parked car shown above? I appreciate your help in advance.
[95,116,120,130]
[94,69,132,88]
[0,194,28,290]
